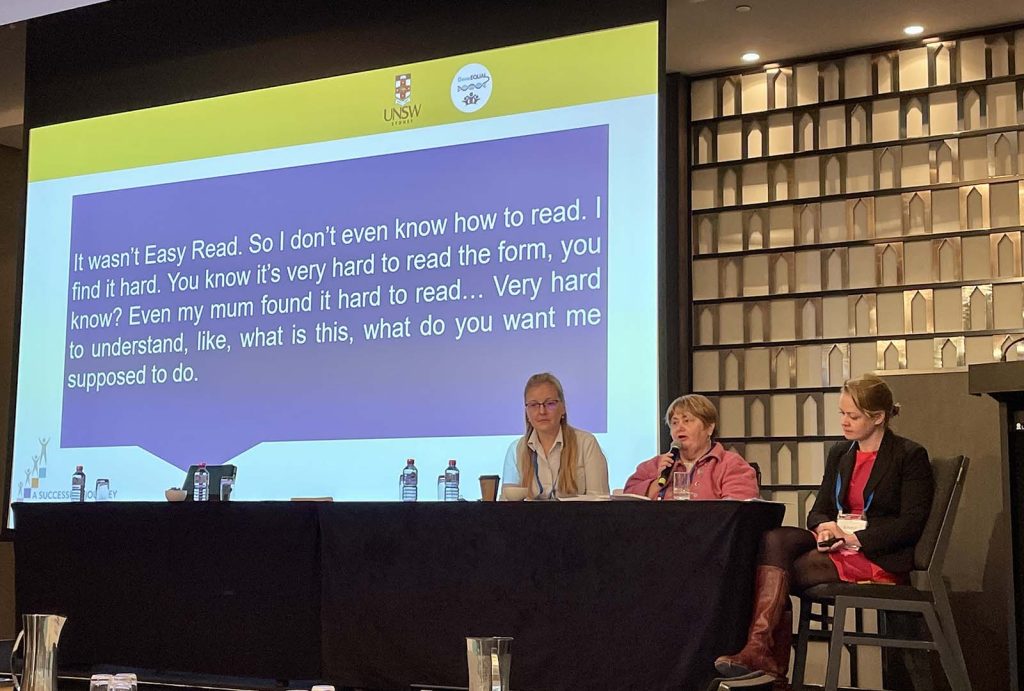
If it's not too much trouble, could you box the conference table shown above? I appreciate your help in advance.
[14,500,784,690]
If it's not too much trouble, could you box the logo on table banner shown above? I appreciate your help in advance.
[451,63,492,113]
[383,72,422,126]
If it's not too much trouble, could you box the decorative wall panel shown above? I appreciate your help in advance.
[689,27,1024,518]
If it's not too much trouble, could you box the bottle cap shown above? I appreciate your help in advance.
[406,458,415,465]
[449,459,457,466]
[199,462,207,468]
[76,465,83,471]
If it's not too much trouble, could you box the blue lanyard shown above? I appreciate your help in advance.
[835,473,874,514]
[531,450,554,499]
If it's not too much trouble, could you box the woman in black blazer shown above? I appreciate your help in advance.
[715,374,935,689]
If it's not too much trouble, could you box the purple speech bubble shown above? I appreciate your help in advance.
[61,126,609,469]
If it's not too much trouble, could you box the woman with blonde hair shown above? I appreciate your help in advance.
[714,374,934,689]
[500,372,609,499]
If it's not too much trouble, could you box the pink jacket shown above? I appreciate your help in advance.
[623,442,760,500]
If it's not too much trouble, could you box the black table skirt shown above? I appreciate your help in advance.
[14,502,322,679]
[14,500,784,690]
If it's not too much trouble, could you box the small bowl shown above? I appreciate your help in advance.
[165,488,187,502]
[501,485,529,502]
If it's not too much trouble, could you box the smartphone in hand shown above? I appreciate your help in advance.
[817,536,844,549]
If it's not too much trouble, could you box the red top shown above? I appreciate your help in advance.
[829,450,905,584]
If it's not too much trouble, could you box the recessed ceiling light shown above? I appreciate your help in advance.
[735,4,752,12]
[741,52,760,63]
[904,25,924,36]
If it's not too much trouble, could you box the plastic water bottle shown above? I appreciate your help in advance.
[437,474,446,501]
[444,459,460,502]
[400,458,418,502]
[71,465,86,502]
[194,462,210,502]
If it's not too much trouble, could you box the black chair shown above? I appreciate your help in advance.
[790,455,971,691]
[749,461,763,488]
[791,601,864,688]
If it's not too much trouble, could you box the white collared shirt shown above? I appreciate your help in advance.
[501,427,609,498]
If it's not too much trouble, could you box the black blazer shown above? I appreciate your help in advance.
[806,430,934,574]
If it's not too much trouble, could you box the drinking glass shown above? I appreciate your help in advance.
[113,673,138,691]
[89,674,113,691]
[219,476,234,501]
[94,478,111,501]
[466,636,512,691]
[671,470,691,501]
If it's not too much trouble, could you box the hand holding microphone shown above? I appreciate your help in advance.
[656,441,682,487]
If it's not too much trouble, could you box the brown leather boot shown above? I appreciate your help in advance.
[768,608,793,683]
[714,565,790,678]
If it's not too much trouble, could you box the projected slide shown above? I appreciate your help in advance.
[10,22,659,511]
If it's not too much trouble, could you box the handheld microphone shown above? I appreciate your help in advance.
[656,441,682,487]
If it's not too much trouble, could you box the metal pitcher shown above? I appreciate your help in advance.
[9,614,66,691]
[466,636,512,691]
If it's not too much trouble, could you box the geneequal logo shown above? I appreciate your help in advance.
[451,63,492,113]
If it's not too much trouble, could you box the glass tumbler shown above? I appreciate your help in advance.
[671,470,691,501]
[219,476,234,501]
[113,673,138,691]
[89,674,113,691]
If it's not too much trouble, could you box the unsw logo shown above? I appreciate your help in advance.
[384,72,421,126]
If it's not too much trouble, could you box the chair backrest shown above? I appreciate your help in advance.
[914,455,968,573]
[748,461,763,488]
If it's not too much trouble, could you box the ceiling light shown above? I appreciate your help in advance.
[735,5,752,12]
[741,52,760,63]
[904,25,924,36]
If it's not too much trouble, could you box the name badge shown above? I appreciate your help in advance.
[837,512,867,534]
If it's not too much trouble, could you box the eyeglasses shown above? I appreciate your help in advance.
[525,399,561,413]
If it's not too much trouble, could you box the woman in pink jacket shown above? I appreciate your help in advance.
[623,394,759,500]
